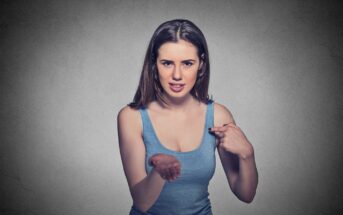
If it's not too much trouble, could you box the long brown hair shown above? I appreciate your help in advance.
[128,19,212,109]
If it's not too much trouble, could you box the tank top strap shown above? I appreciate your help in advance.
[206,100,214,128]
[138,107,151,134]
[139,106,165,151]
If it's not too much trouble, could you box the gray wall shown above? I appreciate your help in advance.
[1,0,342,214]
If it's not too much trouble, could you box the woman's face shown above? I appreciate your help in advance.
[156,39,202,102]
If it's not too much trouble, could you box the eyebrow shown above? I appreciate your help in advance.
[159,59,196,62]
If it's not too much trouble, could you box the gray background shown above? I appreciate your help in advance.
[1,0,342,214]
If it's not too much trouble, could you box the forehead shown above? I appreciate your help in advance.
[157,40,198,59]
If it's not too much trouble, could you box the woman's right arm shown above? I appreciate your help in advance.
[117,106,165,212]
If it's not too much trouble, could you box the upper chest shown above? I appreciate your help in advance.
[146,105,207,152]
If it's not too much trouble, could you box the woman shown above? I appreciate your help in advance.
[117,19,258,215]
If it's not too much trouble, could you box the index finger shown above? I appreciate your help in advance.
[209,126,227,132]
[223,121,236,126]
[209,122,234,132]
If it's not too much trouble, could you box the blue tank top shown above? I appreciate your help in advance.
[129,100,216,215]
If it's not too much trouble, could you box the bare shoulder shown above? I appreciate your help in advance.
[117,105,141,125]
[117,105,142,139]
[213,101,236,126]
[117,105,140,118]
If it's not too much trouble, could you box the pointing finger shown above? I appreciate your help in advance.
[209,126,227,133]
[224,122,236,127]
[226,122,238,127]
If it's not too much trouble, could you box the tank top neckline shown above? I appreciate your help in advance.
[143,102,211,155]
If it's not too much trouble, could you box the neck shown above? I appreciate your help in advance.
[158,93,200,112]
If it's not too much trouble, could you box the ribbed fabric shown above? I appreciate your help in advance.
[129,101,216,215]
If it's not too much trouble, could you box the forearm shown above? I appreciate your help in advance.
[131,169,165,212]
[234,152,258,203]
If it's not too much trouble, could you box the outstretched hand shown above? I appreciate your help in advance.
[149,153,181,182]
[209,122,254,159]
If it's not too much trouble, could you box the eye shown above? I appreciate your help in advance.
[162,61,173,67]
[183,61,193,67]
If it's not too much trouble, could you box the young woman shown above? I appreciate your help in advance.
[117,19,258,215]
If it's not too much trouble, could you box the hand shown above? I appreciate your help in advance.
[149,153,181,182]
[209,123,254,159]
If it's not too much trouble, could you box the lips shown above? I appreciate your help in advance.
[169,83,185,92]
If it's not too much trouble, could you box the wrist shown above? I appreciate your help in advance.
[148,156,158,167]
[150,168,165,181]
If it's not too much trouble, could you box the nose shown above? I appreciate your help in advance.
[172,64,182,81]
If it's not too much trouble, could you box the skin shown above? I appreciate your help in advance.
[156,39,202,105]
[211,123,253,158]
[149,153,181,181]
[157,40,258,202]
[117,39,258,212]
[210,118,258,203]
[147,40,204,182]
[117,40,202,212]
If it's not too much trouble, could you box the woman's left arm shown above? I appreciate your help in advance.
[211,103,258,203]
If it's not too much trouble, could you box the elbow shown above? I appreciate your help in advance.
[238,191,256,204]
[131,189,153,213]
[131,192,151,213]
[132,202,150,213]
[240,195,255,204]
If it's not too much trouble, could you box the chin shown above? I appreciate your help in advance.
[164,90,192,100]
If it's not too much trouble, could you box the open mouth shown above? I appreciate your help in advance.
[169,83,185,92]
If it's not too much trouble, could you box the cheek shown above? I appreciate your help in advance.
[156,66,167,80]
[186,70,199,81]
[157,73,171,87]
[157,71,169,82]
